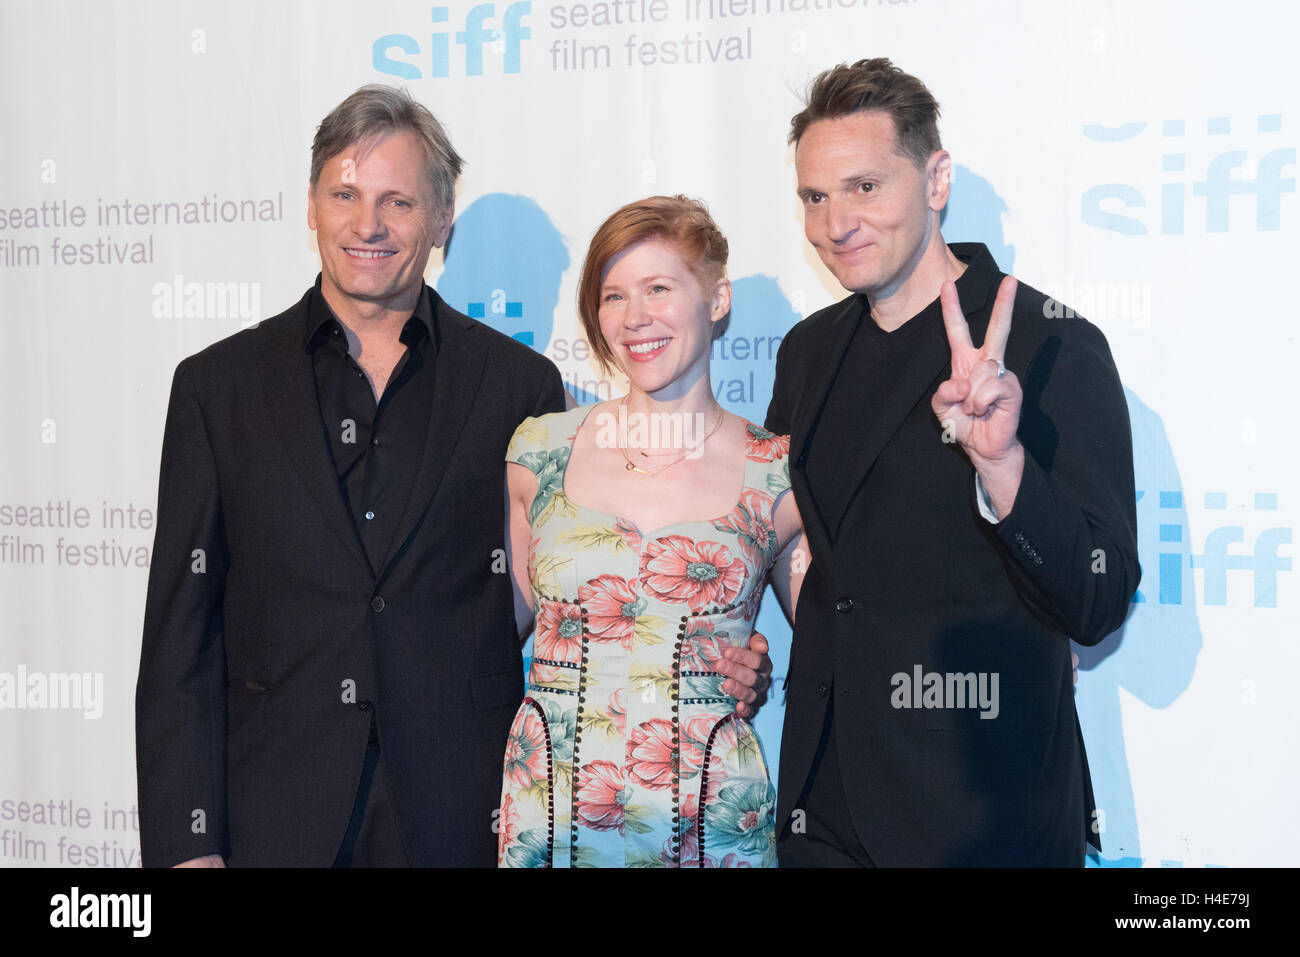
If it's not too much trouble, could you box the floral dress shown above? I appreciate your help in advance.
[497,405,792,868]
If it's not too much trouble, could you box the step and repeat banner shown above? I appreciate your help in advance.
[1,0,1295,867]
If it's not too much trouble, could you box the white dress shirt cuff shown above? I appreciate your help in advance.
[975,474,1001,524]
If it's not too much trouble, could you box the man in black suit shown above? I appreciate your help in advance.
[134,85,565,867]
[135,85,769,867]
[766,59,1139,865]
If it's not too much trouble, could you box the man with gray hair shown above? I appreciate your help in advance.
[135,84,570,866]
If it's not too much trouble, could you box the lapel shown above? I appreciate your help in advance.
[257,289,372,577]
[788,294,863,559]
[800,245,1002,542]
[375,287,486,583]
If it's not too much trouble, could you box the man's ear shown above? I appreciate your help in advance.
[928,150,953,212]
[432,201,455,249]
[307,186,317,231]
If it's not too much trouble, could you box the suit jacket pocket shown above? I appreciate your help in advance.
[472,668,525,712]
[228,677,273,694]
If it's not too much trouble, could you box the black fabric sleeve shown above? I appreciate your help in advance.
[135,358,231,866]
[990,318,1140,646]
[765,321,801,437]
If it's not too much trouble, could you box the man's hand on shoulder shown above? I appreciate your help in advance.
[720,632,773,720]
[174,855,225,868]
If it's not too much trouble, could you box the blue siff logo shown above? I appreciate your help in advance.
[1138,491,1291,607]
[468,292,529,344]
[1081,114,1295,235]
[373,2,532,78]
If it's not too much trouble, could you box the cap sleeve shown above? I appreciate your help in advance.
[506,415,555,472]
[742,422,792,496]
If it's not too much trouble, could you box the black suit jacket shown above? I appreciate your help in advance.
[766,244,1138,866]
[135,283,566,866]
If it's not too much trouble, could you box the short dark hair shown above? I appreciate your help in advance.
[789,58,942,168]
[310,85,463,212]
[577,195,729,375]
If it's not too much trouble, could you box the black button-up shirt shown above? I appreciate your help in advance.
[305,279,438,575]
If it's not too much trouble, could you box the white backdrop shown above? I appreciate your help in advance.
[1,0,1295,867]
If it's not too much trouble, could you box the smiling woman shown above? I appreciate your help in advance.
[495,196,809,868]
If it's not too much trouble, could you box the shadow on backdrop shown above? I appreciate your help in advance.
[943,165,1202,866]
[438,193,599,404]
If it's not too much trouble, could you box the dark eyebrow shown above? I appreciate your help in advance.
[839,170,886,186]
[797,170,886,196]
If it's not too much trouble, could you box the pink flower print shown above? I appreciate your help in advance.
[613,517,643,552]
[534,599,583,664]
[628,718,679,790]
[579,575,644,648]
[503,708,550,790]
[641,536,745,612]
[497,793,521,863]
[575,760,629,832]
[715,489,778,567]
[679,715,733,781]
[744,425,789,462]
[665,793,701,866]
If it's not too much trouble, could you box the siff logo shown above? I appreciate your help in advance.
[374,3,531,78]
[1081,114,1295,235]
[467,290,529,343]
[1137,491,1291,607]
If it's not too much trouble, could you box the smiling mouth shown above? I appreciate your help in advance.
[626,337,671,361]
[832,243,872,257]
[344,248,396,259]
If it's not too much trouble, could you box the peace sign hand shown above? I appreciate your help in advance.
[931,276,1023,467]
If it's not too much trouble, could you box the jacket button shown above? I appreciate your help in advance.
[817,683,829,697]
[358,699,373,713]
[835,597,854,614]
[371,596,385,612]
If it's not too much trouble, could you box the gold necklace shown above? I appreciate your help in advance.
[619,399,726,476]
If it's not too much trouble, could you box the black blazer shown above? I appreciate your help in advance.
[766,244,1138,866]
[135,283,566,866]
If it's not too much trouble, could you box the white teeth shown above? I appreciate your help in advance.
[629,338,670,354]
[347,249,395,259]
